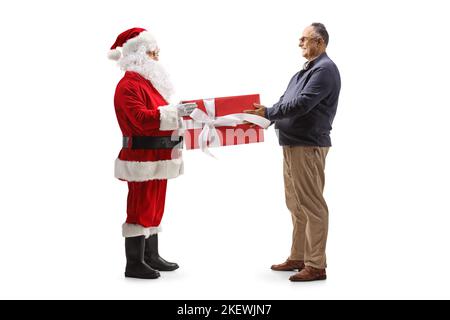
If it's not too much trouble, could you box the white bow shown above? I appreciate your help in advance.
[186,98,271,158]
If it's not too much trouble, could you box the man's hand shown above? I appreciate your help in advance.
[243,103,267,127]
[177,103,197,117]
[244,103,267,117]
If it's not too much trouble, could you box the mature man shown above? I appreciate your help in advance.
[108,28,196,279]
[246,23,341,281]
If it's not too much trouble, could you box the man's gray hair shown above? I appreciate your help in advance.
[311,22,329,46]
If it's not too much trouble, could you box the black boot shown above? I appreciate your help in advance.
[144,234,179,271]
[125,236,160,279]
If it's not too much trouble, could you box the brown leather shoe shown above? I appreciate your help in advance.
[289,266,326,281]
[271,259,305,271]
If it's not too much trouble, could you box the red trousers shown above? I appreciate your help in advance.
[126,180,167,227]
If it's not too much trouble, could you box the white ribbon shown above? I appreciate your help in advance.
[184,98,271,158]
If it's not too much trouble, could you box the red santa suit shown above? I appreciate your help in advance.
[109,28,183,239]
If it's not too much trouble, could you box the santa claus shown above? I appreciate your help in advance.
[108,27,196,279]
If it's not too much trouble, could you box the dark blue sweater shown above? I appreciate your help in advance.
[266,52,341,147]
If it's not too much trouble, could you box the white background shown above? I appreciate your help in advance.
[0,0,449,299]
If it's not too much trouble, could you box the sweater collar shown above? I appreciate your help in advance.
[303,52,328,70]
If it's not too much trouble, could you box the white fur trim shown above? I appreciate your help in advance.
[108,49,121,60]
[122,31,158,56]
[122,223,161,238]
[115,158,184,182]
[159,104,180,131]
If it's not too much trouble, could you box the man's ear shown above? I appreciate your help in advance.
[318,38,326,48]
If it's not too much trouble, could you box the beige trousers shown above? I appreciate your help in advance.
[283,146,329,269]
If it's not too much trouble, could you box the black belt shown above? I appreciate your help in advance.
[123,136,183,149]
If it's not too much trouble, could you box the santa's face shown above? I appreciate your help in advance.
[119,47,174,102]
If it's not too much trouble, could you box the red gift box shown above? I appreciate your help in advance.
[182,94,265,150]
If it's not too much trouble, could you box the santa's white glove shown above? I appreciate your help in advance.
[158,103,197,131]
[176,103,197,117]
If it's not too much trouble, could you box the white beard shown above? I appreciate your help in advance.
[119,51,175,102]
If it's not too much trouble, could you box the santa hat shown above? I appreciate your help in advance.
[107,27,158,61]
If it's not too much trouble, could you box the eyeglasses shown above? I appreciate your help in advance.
[147,49,160,56]
[300,36,320,43]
